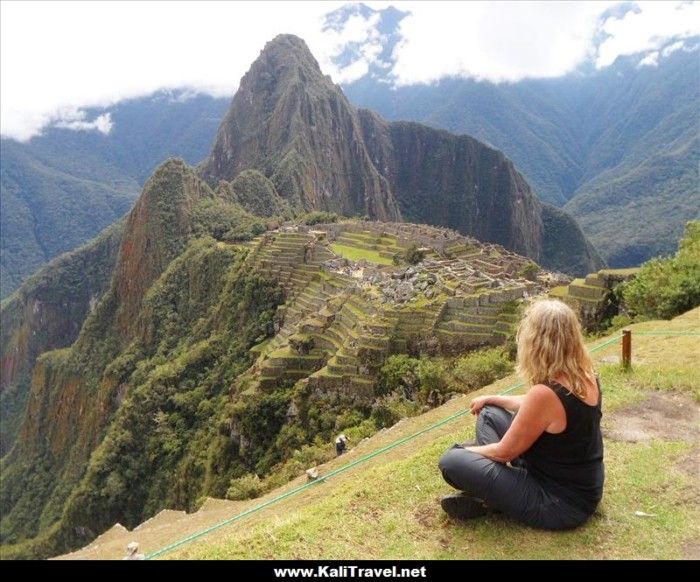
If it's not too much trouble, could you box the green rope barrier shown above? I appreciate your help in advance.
[633,331,700,336]
[146,329,696,559]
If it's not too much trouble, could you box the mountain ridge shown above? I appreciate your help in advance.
[0,94,229,298]
[344,45,700,266]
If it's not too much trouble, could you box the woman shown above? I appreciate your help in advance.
[438,299,604,530]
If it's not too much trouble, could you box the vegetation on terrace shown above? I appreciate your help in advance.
[330,243,394,266]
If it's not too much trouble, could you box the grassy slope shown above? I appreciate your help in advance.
[330,243,394,265]
[167,308,699,560]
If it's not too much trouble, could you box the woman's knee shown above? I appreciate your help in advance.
[476,405,511,435]
[438,446,492,491]
[438,445,463,474]
[480,404,509,421]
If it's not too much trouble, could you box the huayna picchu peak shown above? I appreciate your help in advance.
[201,34,400,222]
[2,34,602,559]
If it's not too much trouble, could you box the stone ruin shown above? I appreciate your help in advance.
[234,220,562,402]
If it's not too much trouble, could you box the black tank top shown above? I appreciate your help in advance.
[521,379,604,514]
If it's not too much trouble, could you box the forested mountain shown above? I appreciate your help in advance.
[3,27,695,297]
[0,94,228,298]
[200,35,599,273]
[344,45,700,266]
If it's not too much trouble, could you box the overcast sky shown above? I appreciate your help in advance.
[1,0,698,141]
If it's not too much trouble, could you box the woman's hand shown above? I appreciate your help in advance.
[469,395,491,415]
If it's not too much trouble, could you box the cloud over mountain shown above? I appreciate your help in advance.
[1,1,698,140]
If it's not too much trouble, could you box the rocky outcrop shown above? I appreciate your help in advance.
[359,113,543,260]
[201,35,399,221]
[202,34,601,275]
[541,205,604,276]
[113,158,212,331]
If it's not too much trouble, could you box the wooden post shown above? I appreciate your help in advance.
[622,329,632,369]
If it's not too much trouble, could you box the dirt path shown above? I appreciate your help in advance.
[603,391,699,444]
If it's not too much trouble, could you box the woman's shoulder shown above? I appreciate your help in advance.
[522,384,567,425]
[526,383,562,406]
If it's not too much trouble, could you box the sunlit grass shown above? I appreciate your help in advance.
[330,243,394,265]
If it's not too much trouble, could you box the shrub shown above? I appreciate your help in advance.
[391,245,426,266]
[299,211,339,226]
[335,410,365,431]
[370,394,419,428]
[404,244,426,265]
[416,358,448,403]
[518,262,540,281]
[341,418,377,443]
[452,348,512,391]
[224,221,266,242]
[226,473,262,500]
[378,355,419,397]
[621,221,700,319]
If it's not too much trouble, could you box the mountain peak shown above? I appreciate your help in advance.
[200,35,599,272]
[249,33,325,86]
[200,36,400,220]
[263,33,314,56]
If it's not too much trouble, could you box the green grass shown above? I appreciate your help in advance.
[171,436,696,560]
[164,309,699,560]
[330,243,394,265]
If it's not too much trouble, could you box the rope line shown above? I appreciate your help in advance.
[146,329,696,559]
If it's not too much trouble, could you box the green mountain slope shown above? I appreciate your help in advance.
[0,93,228,299]
[0,222,123,456]
[0,141,134,298]
[0,157,551,558]
[566,115,699,266]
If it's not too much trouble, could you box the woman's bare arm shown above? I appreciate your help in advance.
[470,394,525,415]
[466,385,560,462]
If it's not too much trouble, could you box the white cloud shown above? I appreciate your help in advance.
[596,1,700,67]
[318,10,384,83]
[0,0,347,141]
[638,51,659,67]
[389,1,609,85]
[335,59,371,84]
[661,40,686,58]
[1,1,698,140]
[54,112,113,134]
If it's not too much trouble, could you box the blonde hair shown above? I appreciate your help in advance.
[515,299,594,398]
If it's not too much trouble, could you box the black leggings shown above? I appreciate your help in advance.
[438,405,590,530]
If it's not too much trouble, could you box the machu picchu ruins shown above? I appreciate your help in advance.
[550,268,640,330]
[233,221,561,402]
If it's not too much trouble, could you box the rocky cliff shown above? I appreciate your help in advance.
[202,34,602,275]
[201,35,399,221]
